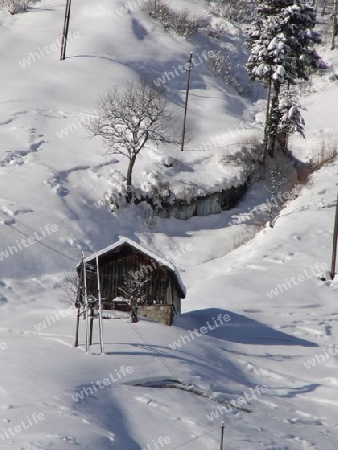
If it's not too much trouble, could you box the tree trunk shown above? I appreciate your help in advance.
[131,305,138,323]
[267,81,281,158]
[126,155,137,204]
[277,130,288,153]
[269,204,273,228]
[321,0,327,16]
[262,74,273,165]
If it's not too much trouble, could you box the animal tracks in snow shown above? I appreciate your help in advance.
[43,159,118,198]
[263,252,297,264]
[0,202,33,227]
[0,138,45,168]
[0,107,76,170]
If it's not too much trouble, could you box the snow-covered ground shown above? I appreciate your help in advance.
[1,0,338,448]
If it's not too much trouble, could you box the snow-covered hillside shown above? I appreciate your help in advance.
[1,0,338,449]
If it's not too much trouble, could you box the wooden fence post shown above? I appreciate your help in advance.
[96,255,104,354]
[220,421,225,450]
[74,257,83,347]
[60,0,72,61]
[89,307,94,346]
[330,191,338,279]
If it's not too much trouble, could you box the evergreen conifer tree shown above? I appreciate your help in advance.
[247,0,321,158]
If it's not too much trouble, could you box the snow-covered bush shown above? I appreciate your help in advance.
[258,151,297,226]
[208,49,237,86]
[218,137,264,180]
[207,45,256,96]
[310,140,338,171]
[1,0,29,14]
[296,139,338,185]
[147,0,201,36]
[176,186,196,204]
[207,0,254,23]
[107,176,175,215]
[108,183,130,211]
[231,224,265,249]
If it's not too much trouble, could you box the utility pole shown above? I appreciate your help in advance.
[181,52,193,152]
[60,0,72,61]
[220,421,225,450]
[330,191,338,279]
[96,255,104,355]
[331,0,338,50]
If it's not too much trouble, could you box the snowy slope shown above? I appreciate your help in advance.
[1,0,338,449]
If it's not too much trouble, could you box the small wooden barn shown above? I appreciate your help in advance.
[77,238,186,325]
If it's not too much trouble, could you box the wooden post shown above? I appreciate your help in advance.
[74,305,81,347]
[330,192,338,279]
[60,0,72,61]
[74,306,80,347]
[220,421,225,450]
[83,258,90,352]
[181,52,193,152]
[331,0,338,50]
[89,307,94,346]
[96,255,104,354]
[74,257,83,347]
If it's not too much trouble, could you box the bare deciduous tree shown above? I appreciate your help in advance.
[119,270,151,323]
[87,76,181,203]
[59,272,79,306]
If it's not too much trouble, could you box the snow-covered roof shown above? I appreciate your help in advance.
[81,237,186,298]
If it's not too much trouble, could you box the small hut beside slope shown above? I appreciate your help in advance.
[77,238,186,325]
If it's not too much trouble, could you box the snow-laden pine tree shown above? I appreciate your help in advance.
[247,0,321,159]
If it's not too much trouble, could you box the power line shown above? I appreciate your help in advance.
[0,216,78,263]
[170,424,220,450]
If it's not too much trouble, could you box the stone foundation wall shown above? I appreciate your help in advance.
[138,304,173,326]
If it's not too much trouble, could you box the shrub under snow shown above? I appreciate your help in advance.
[0,0,29,14]
[207,49,244,93]
[207,0,254,23]
[147,0,201,36]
